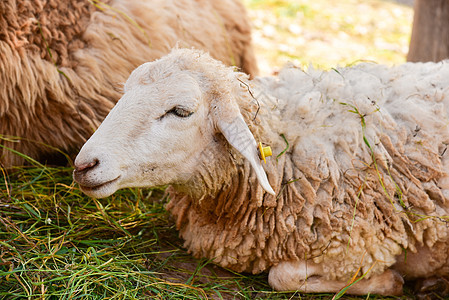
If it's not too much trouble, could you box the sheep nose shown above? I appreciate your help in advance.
[74,159,99,173]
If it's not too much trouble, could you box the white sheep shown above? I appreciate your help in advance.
[0,0,257,167]
[73,49,449,296]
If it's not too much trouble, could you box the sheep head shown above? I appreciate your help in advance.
[73,49,274,199]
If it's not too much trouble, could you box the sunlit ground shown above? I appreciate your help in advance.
[243,0,414,74]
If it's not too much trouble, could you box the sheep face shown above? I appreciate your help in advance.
[74,52,274,198]
[74,62,214,198]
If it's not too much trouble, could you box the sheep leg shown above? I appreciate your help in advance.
[268,260,404,296]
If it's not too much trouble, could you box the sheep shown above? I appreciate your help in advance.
[73,48,449,296]
[0,0,258,168]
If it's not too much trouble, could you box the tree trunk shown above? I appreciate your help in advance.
[407,0,449,62]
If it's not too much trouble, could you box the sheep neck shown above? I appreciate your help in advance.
[165,106,310,273]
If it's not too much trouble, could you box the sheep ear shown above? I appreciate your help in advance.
[217,115,275,195]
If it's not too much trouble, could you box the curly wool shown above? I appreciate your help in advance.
[167,56,449,281]
[0,0,258,167]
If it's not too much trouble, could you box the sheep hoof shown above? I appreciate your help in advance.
[415,277,449,300]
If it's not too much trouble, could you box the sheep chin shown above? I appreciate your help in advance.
[78,177,120,199]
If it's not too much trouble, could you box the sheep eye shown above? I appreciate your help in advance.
[167,107,193,118]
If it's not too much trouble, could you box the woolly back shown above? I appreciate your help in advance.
[0,0,258,167]
[167,60,449,279]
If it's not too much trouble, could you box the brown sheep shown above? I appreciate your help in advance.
[0,0,258,167]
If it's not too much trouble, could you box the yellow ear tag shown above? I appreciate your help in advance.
[258,142,272,164]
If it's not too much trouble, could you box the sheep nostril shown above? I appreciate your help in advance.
[75,159,99,173]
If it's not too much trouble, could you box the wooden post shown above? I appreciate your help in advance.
[407,0,449,62]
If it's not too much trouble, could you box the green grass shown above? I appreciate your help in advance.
[0,165,293,299]
[0,161,416,299]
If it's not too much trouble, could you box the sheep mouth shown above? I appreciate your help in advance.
[78,176,120,193]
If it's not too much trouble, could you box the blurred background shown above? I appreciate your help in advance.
[243,0,419,74]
